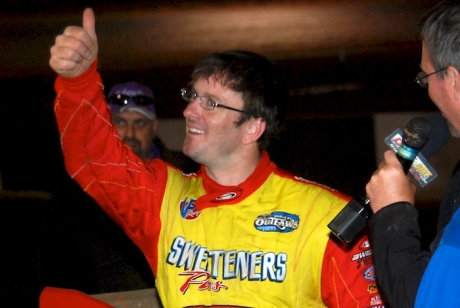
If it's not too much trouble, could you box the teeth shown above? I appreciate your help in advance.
[189,128,204,134]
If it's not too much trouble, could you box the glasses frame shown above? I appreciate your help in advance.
[415,68,447,88]
[181,88,254,116]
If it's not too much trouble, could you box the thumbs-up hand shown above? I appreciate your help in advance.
[49,8,98,78]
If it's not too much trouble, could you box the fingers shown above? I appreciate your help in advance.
[366,150,415,212]
[56,27,94,61]
[372,151,404,182]
[383,150,399,165]
[375,150,401,172]
[49,46,78,71]
[49,30,92,77]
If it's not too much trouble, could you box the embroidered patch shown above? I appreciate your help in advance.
[180,197,200,220]
[352,249,373,270]
[211,189,243,203]
[363,265,376,281]
[179,270,228,294]
[360,240,370,250]
[370,295,383,305]
[367,283,379,294]
[352,249,372,261]
[254,212,299,232]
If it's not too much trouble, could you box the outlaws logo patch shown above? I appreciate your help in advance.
[254,212,299,233]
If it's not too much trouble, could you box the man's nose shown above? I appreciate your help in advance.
[183,97,201,118]
[125,124,135,138]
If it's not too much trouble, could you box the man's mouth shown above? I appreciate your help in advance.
[188,127,204,134]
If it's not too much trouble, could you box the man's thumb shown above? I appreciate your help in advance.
[82,8,97,40]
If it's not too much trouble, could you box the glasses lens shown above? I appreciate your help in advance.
[415,72,428,88]
[180,88,220,111]
[181,88,196,102]
[108,95,154,106]
[133,96,154,106]
[199,97,215,110]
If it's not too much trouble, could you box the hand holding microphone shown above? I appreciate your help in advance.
[367,117,432,212]
[366,150,418,213]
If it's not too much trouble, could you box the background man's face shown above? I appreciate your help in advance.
[112,110,158,160]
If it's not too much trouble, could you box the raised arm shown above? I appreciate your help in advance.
[49,8,98,78]
[48,8,165,250]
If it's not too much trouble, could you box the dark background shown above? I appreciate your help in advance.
[0,0,444,306]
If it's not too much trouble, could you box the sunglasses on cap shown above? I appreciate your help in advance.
[108,94,154,106]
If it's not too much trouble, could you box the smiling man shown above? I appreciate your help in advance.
[366,1,460,307]
[44,8,385,307]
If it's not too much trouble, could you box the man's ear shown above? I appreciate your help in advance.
[243,117,266,145]
[446,66,460,101]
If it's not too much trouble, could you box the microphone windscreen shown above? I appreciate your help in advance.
[420,112,451,158]
[403,117,431,150]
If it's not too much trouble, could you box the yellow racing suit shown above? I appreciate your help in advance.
[53,61,384,308]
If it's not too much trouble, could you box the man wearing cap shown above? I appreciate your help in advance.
[38,81,197,297]
[107,81,160,161]
[107,81,198,170]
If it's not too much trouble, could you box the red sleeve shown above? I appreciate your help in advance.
[321,231,386,307]
[53,62,167,274]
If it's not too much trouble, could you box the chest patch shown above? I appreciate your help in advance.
[180,197,200,220]
[254,212,299,233]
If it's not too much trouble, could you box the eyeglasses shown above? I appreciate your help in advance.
[180,87,253,116]
[108,94,154,106]
[415,68,447,88]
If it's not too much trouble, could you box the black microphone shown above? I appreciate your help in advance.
[327,116,432,244]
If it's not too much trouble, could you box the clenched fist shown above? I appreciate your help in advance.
[49,8,98,78]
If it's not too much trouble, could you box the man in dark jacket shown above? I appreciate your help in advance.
[366,1,460,307]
